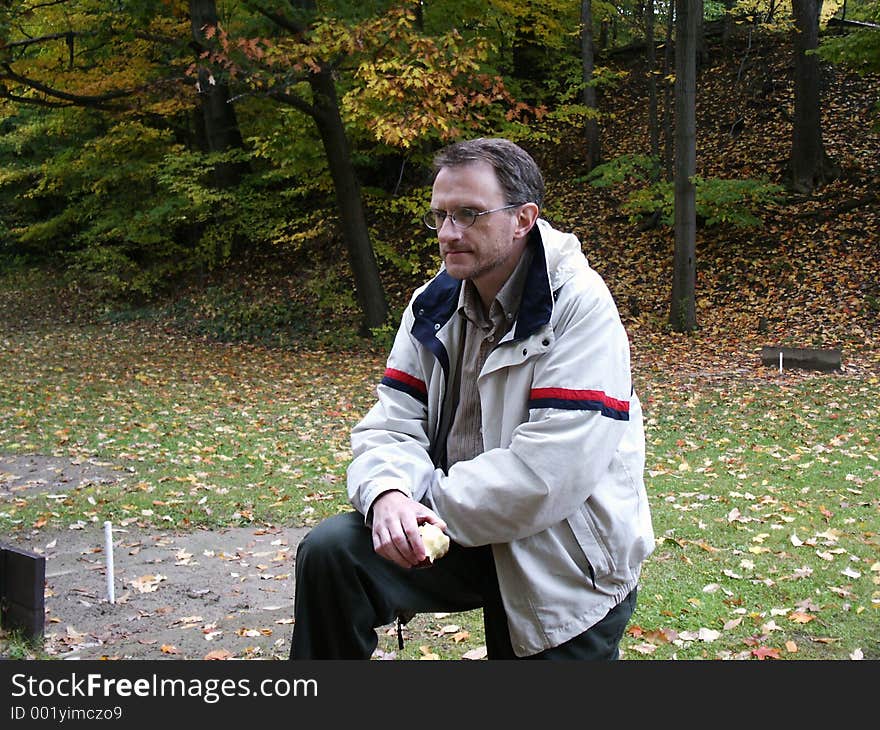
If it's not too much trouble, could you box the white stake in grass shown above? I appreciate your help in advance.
[104,520,115,604]
[779,351,783,374]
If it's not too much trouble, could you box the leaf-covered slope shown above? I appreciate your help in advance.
[533,26,879,376]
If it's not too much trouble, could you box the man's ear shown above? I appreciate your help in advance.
[514,202,540,239]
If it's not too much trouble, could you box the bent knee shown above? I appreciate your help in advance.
[296,511,369,567]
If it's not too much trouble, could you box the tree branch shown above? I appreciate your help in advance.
[244,2,308,37]
[795,191,879,220]
[0,64,130,110]
[3,27,182,54]
[3,31,87,51]
[268,88,316,118]
[0,88,75,109]
[0,64,194,112]
[22,0,74,12]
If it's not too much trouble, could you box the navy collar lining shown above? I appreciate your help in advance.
[411,226,553,347]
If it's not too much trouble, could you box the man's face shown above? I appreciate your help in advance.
[430,160,523,299]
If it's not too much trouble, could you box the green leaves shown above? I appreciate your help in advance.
[585,154,785,229]
[817,2,880,74]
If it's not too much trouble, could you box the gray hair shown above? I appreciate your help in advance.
[432,138,545,209]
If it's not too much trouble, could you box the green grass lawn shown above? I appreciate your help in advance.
[1,317,877,660]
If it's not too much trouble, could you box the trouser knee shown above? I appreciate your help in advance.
[295,511,366,576]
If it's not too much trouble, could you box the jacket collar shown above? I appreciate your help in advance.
[411,225,553,350]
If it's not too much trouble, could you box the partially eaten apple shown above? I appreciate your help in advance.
[418,522,450,565]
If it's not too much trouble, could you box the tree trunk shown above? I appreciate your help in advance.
[696,0,707,68]
[258,0,388,332]
[670,0,698,332]
[511,27,544,95]
[645,0,661,173]
[662,5,675,181]
[722,0,735,48]
[790,0,840,193]
[309,68,388,331]
[580,0,601,170]
[189,0,249,189]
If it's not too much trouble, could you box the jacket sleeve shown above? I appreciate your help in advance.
[346,304,436,521]
[423,271,638,547]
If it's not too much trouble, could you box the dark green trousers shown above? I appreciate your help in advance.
[289,510,636,660]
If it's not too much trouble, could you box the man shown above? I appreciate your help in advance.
[290,137,654,659]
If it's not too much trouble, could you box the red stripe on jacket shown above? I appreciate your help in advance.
[383,368,427,394]
[529,387,630,414]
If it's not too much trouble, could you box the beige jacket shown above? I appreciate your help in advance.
[348,219,655,656]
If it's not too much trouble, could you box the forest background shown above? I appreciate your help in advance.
[0,0,878,661]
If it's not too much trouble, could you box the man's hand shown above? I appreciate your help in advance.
[370,490,447,569]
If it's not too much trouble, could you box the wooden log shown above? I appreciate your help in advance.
[0,543,46,641]
[827,18,880,30]
[760,346,842,372]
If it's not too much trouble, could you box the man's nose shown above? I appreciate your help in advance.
[437,214,460,241]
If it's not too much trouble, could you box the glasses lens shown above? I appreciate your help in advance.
[452,209,476,228]
[423,211,441,230]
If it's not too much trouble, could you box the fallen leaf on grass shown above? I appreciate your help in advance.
[810,637,839,645]
[752,646,781,660]
[788,611,815,624]
[679,628,720,642]
[828,585,855,597]
[419,646,439,660]
[628,625,679,644]
[462,646,488,660]
[629,643,658,655]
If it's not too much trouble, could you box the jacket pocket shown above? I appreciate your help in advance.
[566,503,613,579]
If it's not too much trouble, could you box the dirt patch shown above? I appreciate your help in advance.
[1,453,310,660]
[8,522,309,661]
[0,454,123,498]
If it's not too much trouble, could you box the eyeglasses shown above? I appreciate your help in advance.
[423,203,524,231]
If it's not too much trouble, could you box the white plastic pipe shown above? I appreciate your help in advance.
[104,520,115,604]
[779,351,783,374]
